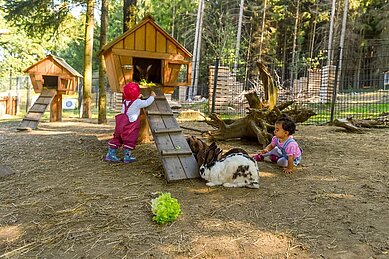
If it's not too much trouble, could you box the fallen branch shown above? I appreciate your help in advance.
[180,125,208,133]
[333,118,364,133]
[333,115,389,133]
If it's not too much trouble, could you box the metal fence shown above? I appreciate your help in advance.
[0,75,118,117]
[2,45,388,123]
[187,46,389,124]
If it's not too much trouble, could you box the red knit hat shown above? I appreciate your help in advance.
[122,82,140,101]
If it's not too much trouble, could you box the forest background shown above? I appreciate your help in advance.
[1,0,388,121]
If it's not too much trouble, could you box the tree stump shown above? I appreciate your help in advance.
[205,98,316,147]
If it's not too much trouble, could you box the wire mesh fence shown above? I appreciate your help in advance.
[1,44,388,123]
[187,46,389,124]
[0,75,119,117]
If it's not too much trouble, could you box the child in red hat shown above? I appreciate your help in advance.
[105,82,155,163]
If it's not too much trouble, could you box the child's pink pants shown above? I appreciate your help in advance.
[108,115,140,150]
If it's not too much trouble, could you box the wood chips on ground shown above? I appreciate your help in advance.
[0,118,388,258]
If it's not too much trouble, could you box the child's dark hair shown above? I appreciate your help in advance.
[276,114,296,135]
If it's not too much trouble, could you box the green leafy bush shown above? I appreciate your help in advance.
[151,192,181,225]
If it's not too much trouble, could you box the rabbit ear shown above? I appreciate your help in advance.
[216,147,223,160]
[204,144,214,165]
[186,136,196,153]
[187,136,209,155]
[198,138,208,152]
[205,142,222,164]
[197,149,205,167]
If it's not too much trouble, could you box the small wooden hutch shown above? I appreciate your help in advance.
[100,16,199,181]
[99,15,192,94]
[23,55,82,123]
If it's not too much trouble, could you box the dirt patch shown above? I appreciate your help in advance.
[0,118,388,258]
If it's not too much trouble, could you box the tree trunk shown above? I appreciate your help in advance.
[256,61,278,110]
[206,112,272,148]
[189,0,205,100]
[259,0,267,57]
[338,0,349,71]
[205,96,316,147]
[123,0,137,32]
[203,62,316,147]
[98,0,108,124]
[82,0,94,119]
[137,87,153,143]
[290,0,300,83]
[327,0,337,65]
[233,0,245,74]
[138,109,153,143]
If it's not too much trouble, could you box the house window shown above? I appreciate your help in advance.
[178,64,189,83]
[43,75,58,89]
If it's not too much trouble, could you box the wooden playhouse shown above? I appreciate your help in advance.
[18,55,82,130]
[100,15,198,181]
[99,15,192,95]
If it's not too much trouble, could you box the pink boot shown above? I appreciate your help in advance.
[270,154,279,163]
[252,154,264,161]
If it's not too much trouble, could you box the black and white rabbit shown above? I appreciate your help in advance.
[198,143,260,189]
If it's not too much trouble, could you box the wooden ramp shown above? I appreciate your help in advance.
[144,88,199,182]
[17,89,56,130]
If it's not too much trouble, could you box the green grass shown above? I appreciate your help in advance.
[180,102,209,113]
[300,102,389,123]
[4,97,387,125]
[205,101,388,125]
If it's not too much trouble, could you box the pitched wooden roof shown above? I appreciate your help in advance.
[99,15,192,58]
[24,54,83,78]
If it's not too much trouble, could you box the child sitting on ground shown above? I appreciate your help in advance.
[253,114,302,174]
[105,82,155,163]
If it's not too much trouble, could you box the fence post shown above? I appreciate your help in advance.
[211,58,220,113]
[16,76,21,115]
[7,69,12,115]
[330,47,341,123]
[26,77,31,112]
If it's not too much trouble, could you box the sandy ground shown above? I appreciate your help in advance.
[0,118,388,258]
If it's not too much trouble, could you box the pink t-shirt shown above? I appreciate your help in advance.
[271,136,302,158]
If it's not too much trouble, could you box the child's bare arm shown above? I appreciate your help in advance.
[283,155,295,174]
[259,144,274,154]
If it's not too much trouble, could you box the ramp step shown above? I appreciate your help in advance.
[147,111,174,116]
[17,120,39,130]
[40,94,55,97]
[24,112,44,121]
[144,86,198,181]
[17,90,56,131]
[23,118,40,122]
[28,104,47,113]
[160,150,193,156]
[153,128,182,134]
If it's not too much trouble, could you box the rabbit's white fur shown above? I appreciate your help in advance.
[199,153,260,188]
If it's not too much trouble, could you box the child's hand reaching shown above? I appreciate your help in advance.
[283,167,295,174]
[150,91,156,97]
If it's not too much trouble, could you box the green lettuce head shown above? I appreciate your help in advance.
[151,192,181,225]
